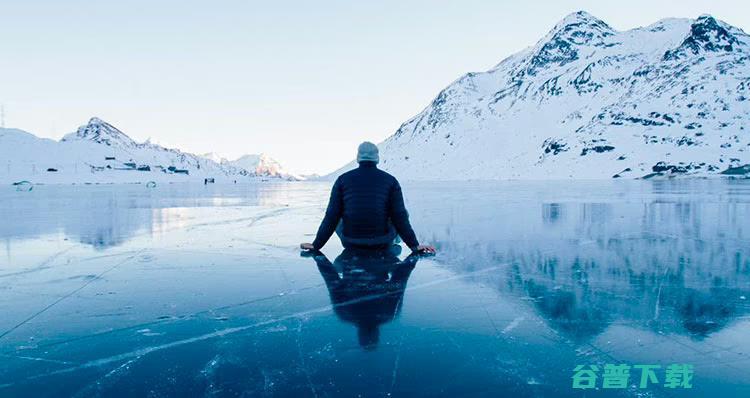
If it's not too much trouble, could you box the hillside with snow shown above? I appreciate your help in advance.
[334,12,750,180]
[229,154,298,179]
[201,152,298,180]
[0,118,295,184]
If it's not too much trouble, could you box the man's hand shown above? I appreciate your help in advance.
[413,244,436,254]
[300,243,315,251]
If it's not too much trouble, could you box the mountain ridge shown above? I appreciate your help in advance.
[330,11,750,180]
[1,118,297,184]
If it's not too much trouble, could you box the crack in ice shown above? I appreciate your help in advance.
[0,260,513,388]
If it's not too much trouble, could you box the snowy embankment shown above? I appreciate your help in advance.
[0,118,298,185]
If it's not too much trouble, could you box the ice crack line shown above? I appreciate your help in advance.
[0,246,75,279]
[1,260,513,388]
[0,250,144,341]
[185,207,291,232]
[1,282,327,358]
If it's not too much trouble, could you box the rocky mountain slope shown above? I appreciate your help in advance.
[336,12,750,179]
[1,118,293,184]
[202,152,297,180]
[229,154,295,179]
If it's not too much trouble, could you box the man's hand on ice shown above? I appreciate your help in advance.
[300,243,315,251]
[413,244,436,254]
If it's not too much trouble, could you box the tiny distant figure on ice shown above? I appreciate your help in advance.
[300,142,436,254]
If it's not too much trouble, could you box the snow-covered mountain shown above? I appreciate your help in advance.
[201,152,299,180]
[199,152,230,164]
[335,12,750,179]
[229,154,291,178]
[0,117,291,184]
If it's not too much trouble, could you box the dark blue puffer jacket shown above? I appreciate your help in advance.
[312,162,420,250]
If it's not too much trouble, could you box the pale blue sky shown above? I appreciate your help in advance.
[1,0,747,174]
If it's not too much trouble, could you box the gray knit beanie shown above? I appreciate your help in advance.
[356,141,379,163]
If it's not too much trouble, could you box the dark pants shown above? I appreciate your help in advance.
[335,220,401,250]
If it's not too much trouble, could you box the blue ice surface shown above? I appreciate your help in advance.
[0,180,749,397]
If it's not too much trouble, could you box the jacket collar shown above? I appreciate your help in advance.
[358,161,378,169]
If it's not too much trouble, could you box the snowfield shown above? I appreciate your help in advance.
[333,12,750,180]
[0,118,297,184]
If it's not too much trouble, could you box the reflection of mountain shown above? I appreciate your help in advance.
[66,201,152,249]
[415,181,750,341]
[0,188,159,250]
[0,184,293,250]
[523,278,610,341]
[306,247,419,350]
[667,286,740,336]
[502,257,749,342]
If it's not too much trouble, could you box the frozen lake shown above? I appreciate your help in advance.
[1,180,749,397]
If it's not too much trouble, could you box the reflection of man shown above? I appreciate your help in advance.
[303,246,420,350]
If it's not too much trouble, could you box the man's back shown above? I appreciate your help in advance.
[301,141,434,254]
[311,161,419,250]
[337,162,397,238]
